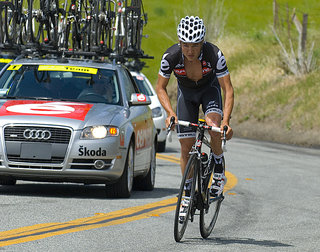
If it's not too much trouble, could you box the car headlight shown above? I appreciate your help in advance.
[152,107,163,118]
[81,126,119,139]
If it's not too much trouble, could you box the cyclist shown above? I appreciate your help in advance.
[156,16,234,216]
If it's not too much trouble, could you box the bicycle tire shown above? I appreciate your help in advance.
[80,0,92,52]
[0,1,15,44]
[14,0,28,45]
[4,1,17,44]
[0,4,6,44]
[124,0,139,54]
[114,0,126,56]
[47,0,61,47]
[94,0,105,48]
[28,0,45,44]
[57,0,68,49]
[105,0,115,52]
[199,158,225,238]
[174,153,198,242]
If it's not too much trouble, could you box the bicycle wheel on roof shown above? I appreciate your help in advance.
[94,0,115,54]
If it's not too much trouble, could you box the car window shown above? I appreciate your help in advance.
[132,75,154,96]
[0,64,121,105]
[121,68,139,101]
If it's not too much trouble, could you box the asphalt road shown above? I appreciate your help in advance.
[0,132,319,251]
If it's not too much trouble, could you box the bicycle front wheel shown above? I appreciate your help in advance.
[199,187,224,238]
[174,153,198,242]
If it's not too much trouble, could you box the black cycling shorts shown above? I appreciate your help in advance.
[176,81,223,139]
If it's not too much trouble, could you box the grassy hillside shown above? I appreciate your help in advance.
[140,0,320,147]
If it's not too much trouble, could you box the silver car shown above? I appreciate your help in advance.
[0,57,157,198]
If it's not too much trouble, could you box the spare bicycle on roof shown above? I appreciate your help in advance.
[0,0,152,63]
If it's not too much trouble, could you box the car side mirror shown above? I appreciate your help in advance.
[129,93,151,106]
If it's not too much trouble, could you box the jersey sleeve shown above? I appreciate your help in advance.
[158,45,178,79]
[215,49,229,78]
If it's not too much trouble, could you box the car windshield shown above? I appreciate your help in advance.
[132,75,154,96]
[0,64,121,105]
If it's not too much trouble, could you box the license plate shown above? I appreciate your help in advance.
[20,143,52,160]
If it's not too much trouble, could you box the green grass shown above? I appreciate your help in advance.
[141,0,320,84]
[139,0,320,141]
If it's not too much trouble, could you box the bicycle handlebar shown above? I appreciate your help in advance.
[166,116,228,151]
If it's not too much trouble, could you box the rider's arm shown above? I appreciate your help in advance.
[218,74,234,139]
[155,74,177,127]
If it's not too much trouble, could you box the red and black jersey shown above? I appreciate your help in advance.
[158,42,229,88]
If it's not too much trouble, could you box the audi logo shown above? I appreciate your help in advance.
[23,129,52,140]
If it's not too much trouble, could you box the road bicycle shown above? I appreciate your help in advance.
[0,0,28,47]
[167,117,227,242]
[124,0,146,57]
[92,0,116,54]
[28,0,63,48]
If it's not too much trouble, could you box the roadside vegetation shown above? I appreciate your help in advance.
[141,0,320,147]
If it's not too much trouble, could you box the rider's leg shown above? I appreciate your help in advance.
[206,112,226,196]
[179,137,195,175]
[205,112,223,164]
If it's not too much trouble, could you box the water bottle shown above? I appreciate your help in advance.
[200,152,208,168]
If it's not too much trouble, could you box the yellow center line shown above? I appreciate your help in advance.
[0,154,237,247]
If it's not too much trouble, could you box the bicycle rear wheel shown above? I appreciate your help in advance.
[174,153,198,242]
[199,175,224,238]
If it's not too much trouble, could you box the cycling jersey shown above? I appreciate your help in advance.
[159,42,229,138]
[159,42,229,89]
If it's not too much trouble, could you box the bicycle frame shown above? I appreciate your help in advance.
[188,121,222,216]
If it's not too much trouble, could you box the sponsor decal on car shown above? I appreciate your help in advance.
[0,101,93,121]
[7,64,22,71]
[78,146,107,156]
[137,93,147,102]
[38,65,98,74]
[136,127,152,150]
[136,75,144,81]
[0,58,13,63]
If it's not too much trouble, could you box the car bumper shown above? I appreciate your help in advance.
[0,130,127,184]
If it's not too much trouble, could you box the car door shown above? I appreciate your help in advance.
[121,69,152,172]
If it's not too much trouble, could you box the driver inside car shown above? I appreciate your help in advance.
[78,77,115,103]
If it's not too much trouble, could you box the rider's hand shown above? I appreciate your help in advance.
[166,114,177,130]
[221,124,233,140]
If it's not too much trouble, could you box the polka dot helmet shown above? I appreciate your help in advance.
[177,16,206,43]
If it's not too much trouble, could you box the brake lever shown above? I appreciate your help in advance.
[167,116,175,143]
[222,125,228,152]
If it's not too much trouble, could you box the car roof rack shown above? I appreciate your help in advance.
[0,0,153,67]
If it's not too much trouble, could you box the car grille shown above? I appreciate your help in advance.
[7,164,62,170]
[4,125,72,164]
[6,156,64,164]
[4,126,71,144]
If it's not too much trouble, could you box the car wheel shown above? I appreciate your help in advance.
[157,140,166,152]
[135,141,156,191]
[105,141,134,198]
[0,177,16,186]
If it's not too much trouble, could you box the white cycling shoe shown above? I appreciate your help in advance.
[179,197,190,223]
[210,173,227,197]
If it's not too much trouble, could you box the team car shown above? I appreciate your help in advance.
[130,71,167,152]
[0,57,157,198]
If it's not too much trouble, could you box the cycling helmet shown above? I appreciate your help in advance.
[177,16,206,43]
